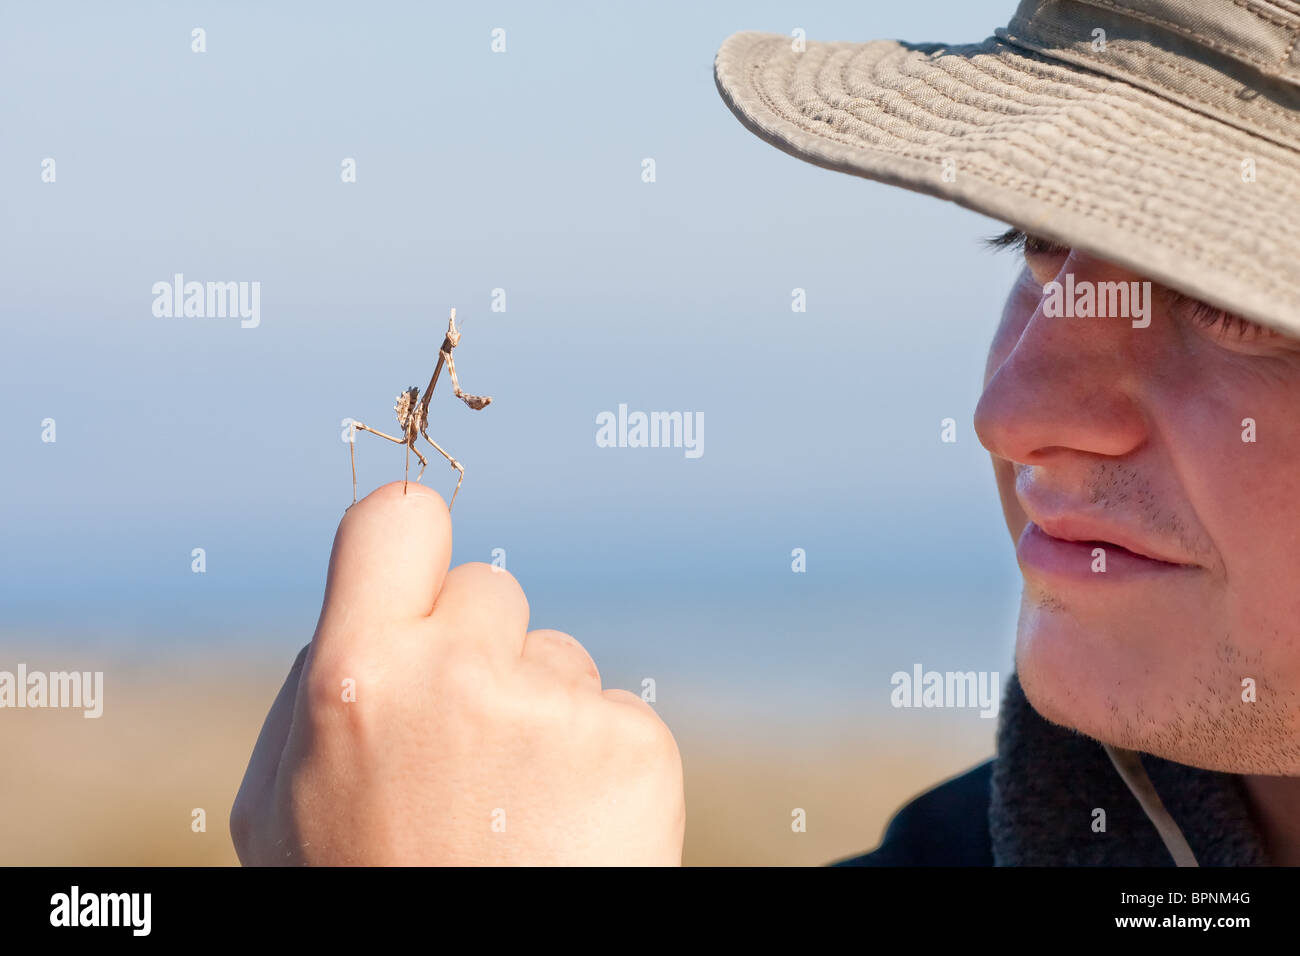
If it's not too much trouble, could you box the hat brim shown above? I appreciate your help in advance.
[714,31,1300,335]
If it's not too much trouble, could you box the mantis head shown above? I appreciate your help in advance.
[445,308,462,349]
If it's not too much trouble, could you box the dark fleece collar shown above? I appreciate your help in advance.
[990,672,1270,865]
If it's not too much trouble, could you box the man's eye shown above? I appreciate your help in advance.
[1171,292,1276,342]
[1022,235,1069,258]
[985,228,1069,259]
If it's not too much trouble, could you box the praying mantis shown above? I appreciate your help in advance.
[348,308,492,509]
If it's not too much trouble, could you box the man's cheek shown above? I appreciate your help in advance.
[1163,380,1295,580]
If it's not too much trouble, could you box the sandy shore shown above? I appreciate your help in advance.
[0,654,992,866]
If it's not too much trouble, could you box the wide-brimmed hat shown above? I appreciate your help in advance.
[714,0,1300,334]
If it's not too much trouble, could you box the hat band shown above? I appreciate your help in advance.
[999,0,1300,150]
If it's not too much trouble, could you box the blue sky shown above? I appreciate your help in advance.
[1,1,1027,731]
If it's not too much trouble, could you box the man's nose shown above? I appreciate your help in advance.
[973,253,1149,466]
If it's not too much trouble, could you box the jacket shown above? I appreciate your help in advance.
[833,672,1270,865]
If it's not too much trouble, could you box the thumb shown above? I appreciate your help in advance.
[317,481,454,629]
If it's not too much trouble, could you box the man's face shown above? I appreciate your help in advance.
[975,236,1300,775]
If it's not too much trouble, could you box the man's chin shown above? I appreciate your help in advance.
[1012,590,1173,739]
[1012,598,1300,775]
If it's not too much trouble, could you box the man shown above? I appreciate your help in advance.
[716,0,1300,866]
[232,0,1300,865]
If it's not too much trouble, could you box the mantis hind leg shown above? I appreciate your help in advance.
[421,428,466,510]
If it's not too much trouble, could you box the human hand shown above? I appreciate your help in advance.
[230,482,685,865]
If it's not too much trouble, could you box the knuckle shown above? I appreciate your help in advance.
[602,688,647,709]
[303,654,383,716]
[452,560,508,584]
[527,629,593,661]
[448,561,529,610]
[612,701,678,757]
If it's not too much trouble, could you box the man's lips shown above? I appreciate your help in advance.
[1029,514,1195,567]
[1016,518,1199,583]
